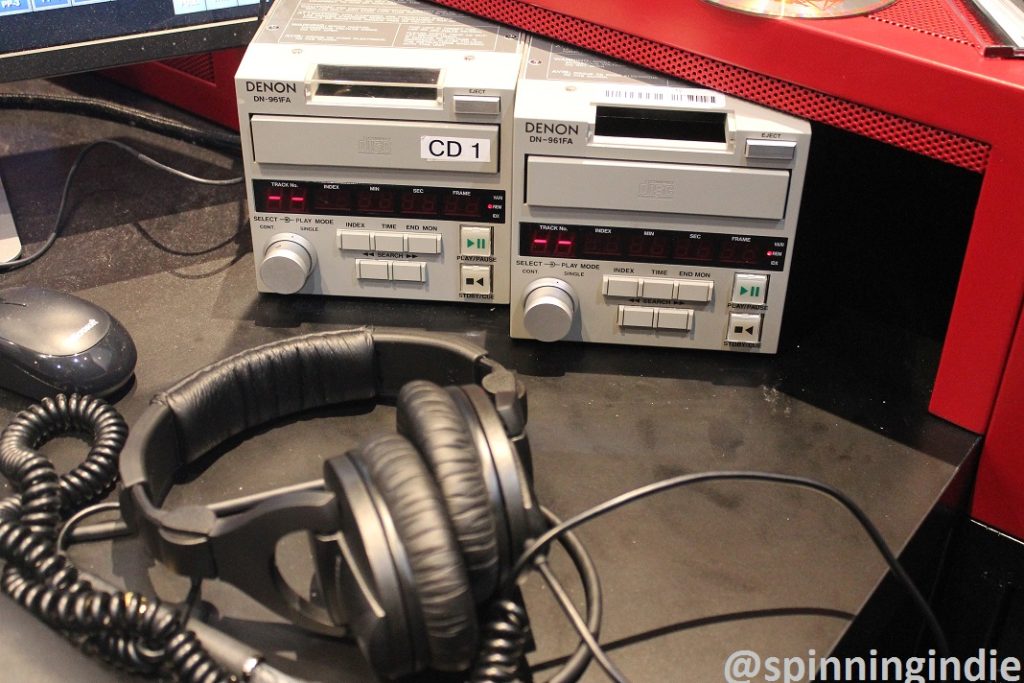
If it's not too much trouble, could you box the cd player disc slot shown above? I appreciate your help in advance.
[525,156,790,220]
[594,106,727,143]
[251,115,499,173]
[311,65,440,100]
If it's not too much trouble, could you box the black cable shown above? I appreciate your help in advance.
[510,471,951,681]
[543,507,603,683]
[62,518,132,545]
[0,92,241,152]
[472,509,603,683]
[0,394,234,682]
[536,560,625,683]
[0,138,243,272]
[56,501,123,552]
[182,578,204,625]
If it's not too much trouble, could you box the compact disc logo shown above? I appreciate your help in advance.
[638,180,675,199]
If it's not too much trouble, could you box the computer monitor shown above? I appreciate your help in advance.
[0,0,271,264]
[0,0,270,84]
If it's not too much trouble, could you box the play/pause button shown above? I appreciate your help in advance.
[731,273,768,305]
[460,265,492,295]
[460,226,492,256]
[726,313,762,344]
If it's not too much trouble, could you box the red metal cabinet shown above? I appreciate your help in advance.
[430,0,1024,536]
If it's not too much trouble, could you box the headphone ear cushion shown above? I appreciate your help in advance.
[397,380,500,602]
[356,433,478,672]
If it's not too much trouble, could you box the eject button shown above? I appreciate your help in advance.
[454,95,501,115]
[745,140,797,161]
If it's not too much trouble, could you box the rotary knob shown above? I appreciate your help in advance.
[522,278,579,342]
[259,234,316,295]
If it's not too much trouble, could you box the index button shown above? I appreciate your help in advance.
[338,230,372,251]
[602,275,639,298]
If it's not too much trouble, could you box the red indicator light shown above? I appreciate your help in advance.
[287,188,308,213]
[554,238,575,257]
[530,237,550,256]
[266,191,283,210]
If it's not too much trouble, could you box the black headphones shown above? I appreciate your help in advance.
[119,328,546,678]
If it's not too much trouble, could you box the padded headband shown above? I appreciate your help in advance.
[122,327,520,503]
[118,327,526,635]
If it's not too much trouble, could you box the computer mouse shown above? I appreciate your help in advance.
[0,286,137,400]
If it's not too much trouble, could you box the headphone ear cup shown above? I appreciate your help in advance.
[397,380,500,602]
[354,433,478,672]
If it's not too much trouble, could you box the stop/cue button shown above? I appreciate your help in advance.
[461,265,492,294]
[727,313,762,344]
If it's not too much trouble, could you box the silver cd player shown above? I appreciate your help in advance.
[236,0,525,304]
[509,38,811,353]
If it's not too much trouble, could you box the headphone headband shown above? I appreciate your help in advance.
[119,327,527,635]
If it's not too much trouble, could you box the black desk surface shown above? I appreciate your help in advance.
[0,76,980,682]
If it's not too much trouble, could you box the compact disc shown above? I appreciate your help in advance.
[703,0,896,18]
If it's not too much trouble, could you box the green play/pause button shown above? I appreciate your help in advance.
[460,226,492,256]
[732,273,768,305]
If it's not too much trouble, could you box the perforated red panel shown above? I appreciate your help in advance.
[160,53,218,83]
[872,0,974,46]
[438,0,990,172]
[869,0,993,47]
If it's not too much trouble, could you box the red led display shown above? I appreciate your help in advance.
[265,189,283,211]
[356,189,396,213]
[521,222,786,271]
[717,239,759,265]
[582,231,621,258]
[314,187,353,212]
[673,236,714,261]
[443,194,482,218]
[288,188,307,212]
[253,180,505,223]
[400,191,439,216]
[529,228,577,257]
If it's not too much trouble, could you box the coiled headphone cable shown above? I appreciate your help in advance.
[0,395,605,683]
[0,394,235,683]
